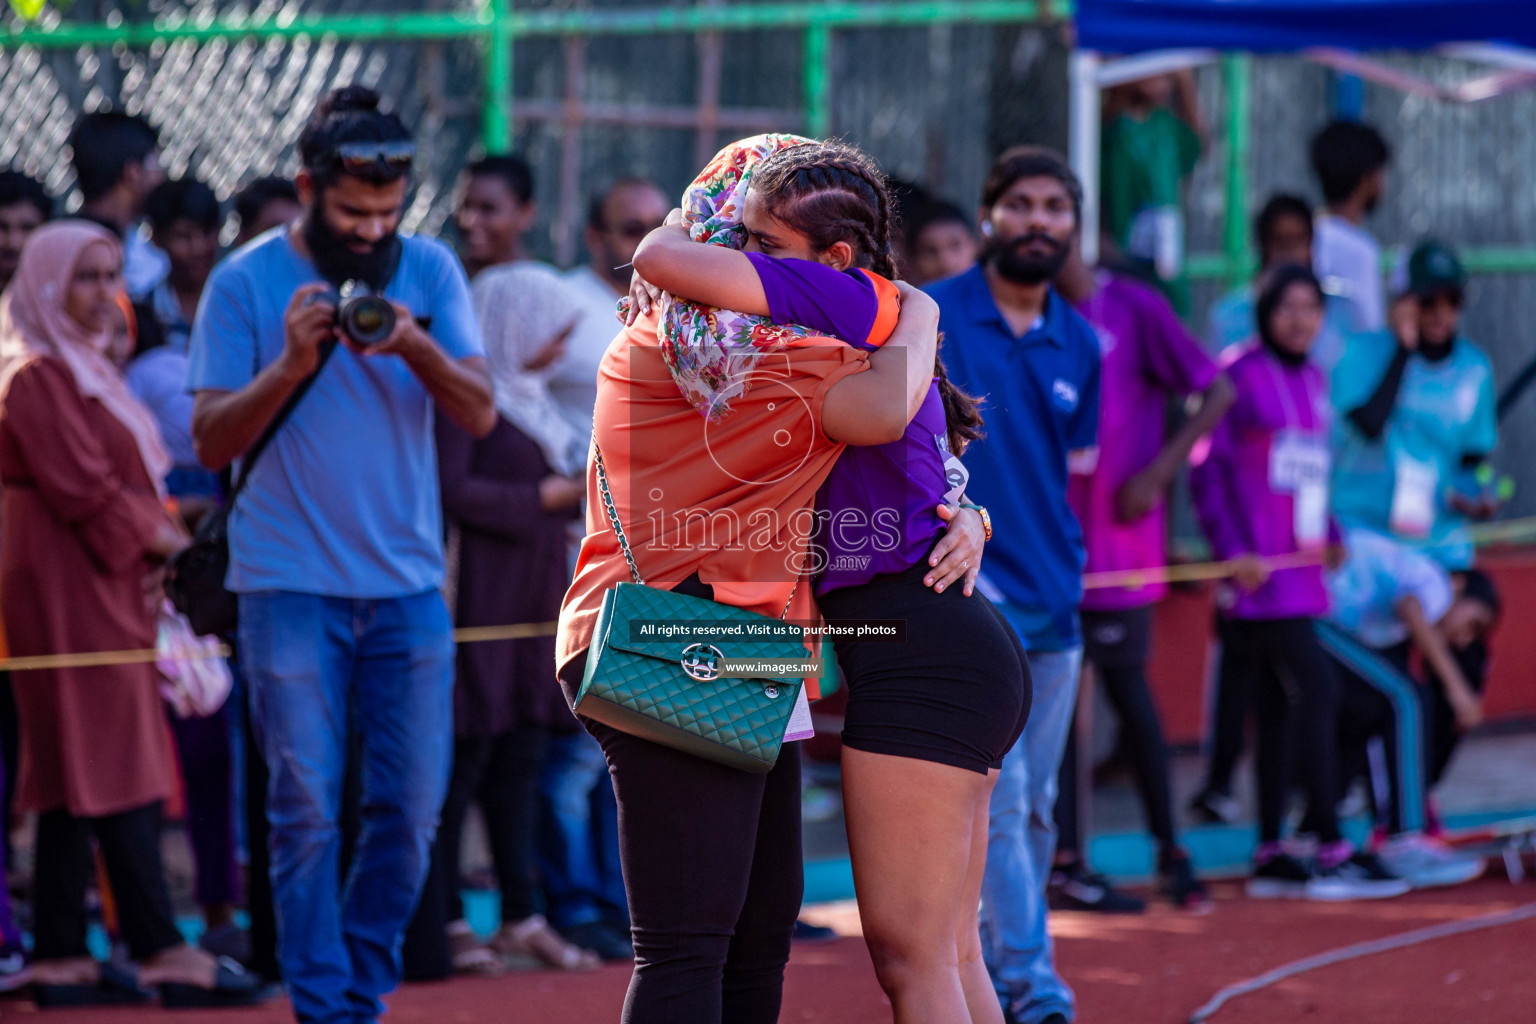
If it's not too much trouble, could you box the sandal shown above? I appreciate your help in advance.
[33,962,153,1008]
[159,957,273,1008]
[448,920,504,977]
[492,915,601,972]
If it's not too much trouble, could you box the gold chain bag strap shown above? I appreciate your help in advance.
[571,445,806,772]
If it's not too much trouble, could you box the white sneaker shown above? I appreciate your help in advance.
[1376,834,1486,889]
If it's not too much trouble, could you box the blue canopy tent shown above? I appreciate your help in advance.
[1067,0,1536,269]
[1076,0,1536,54]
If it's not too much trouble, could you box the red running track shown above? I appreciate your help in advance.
[30,877,1536,1023]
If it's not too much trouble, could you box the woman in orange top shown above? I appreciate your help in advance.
[556,140,968,1024]
[626,143,1028,1024]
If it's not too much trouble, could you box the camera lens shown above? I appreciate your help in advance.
[339,295,396,345]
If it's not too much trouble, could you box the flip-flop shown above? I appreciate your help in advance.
[159,957,274,1009]
[33,962,154,1008]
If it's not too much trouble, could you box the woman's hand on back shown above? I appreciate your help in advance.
[625,270,666,326]
[925,503,983,596]
[623,210,684,323]
[629,212,769,319]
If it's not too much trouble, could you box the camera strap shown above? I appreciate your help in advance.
[226,235,407,507]
[226,337,340,506]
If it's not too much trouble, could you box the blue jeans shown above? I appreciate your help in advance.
[980,638,1083,1024]
[240,591,454,1024]
[536,730,627,928]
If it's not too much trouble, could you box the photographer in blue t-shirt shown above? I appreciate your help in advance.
[187,86,494,1024]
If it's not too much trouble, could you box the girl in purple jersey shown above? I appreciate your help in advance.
[632,141,1029,1024]
[1191,265,1407,902]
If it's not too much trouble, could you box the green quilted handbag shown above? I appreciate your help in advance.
[573,446,807,774]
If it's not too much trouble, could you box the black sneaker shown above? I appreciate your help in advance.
[1159,850,1211,910]
[1048,861,1146,914]
[1307,850,1412,901]
[1246,850,1313,899]
[1189,788,1240,825]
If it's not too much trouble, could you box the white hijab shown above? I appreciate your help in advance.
[471,261,587,476]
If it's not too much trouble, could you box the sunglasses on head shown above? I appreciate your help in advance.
[333,141,417,176]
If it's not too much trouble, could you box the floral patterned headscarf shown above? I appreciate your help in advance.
[630,133,817,422]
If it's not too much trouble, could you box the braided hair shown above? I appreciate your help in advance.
[749,143,984,453]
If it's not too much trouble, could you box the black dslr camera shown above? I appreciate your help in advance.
[308,281,396,345]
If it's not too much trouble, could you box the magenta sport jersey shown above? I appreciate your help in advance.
[1067,273,1219,612]
[1190,340,1337,622]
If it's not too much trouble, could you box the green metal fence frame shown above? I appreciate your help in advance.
[5,1,1536,285]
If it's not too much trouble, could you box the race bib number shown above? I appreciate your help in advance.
[1294,479,1329,548]
[784,688,815,743]
[1269,433,1330,492]
[936,434,971,504]
[1269,433,1331,548]
[1390,454,1439,539]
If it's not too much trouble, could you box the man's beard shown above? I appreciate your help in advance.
[986,231,1070,284]
[303,204,399,291]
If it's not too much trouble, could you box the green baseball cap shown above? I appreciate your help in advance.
[1407,240,1466,297]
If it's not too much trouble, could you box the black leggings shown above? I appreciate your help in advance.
[559,576,803,1024]
[1301,640,1419,837]
[1056,610,1177,861]
[1427,639,1489,787]
[1201,613,1246,799]
[446,726,548,924]
[242,677,281,981]
[1213,617,1342,845]
[33,801,184,962]
[404,724,549,978]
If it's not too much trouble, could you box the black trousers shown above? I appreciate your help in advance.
[1201,612,1246,799]
[0,674,15,865]
[558,574,803,1024]
[1213,617,1342,844]
[444,726,548,924]
[1325,641,1414,836]
[242,679,281,981]
[403,723,551,979]
[1056,669,1178,860]
[33,801,184,962]
[1426,639,1489,787]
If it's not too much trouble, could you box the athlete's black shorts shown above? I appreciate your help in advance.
[818,555,1032,774]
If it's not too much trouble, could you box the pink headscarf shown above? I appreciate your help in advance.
[0,220,171,493]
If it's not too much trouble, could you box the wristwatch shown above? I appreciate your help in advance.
[958,503,992,542]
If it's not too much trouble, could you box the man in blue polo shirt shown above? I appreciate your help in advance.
[929,147,1101,1024]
